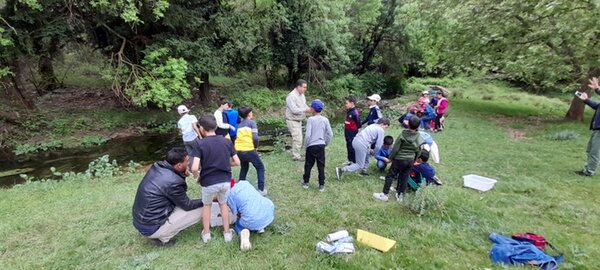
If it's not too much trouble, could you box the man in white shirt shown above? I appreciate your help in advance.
[285,79,311,161]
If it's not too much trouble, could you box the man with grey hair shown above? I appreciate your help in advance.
[286,79,311,161]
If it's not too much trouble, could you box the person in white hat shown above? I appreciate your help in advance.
[418,90,431,111]
[177,105,202,164]
[362,94,383,126]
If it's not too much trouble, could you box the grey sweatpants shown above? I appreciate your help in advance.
[342,139,370,173]
[584,130,600,175]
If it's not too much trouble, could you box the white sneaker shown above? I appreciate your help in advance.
[224,229,234,242]
[379,176,386,180]
[201,232,211,243]
[260,189,268,196]
[342,161,352,166]
[335,167,343,180]
[396,193,404,202]
[372,192,389,202]
[390,187,396,192]
[240,229,252,251]
[257,229,265,234]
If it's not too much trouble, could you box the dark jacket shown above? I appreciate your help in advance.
[389,129,424,161]
[132,161,203,235]
[584,96,600,130]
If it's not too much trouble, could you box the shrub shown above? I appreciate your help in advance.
[404,185,448,217]
[80,135,108,146]
[234,87,287,111]
[551,130,579,141]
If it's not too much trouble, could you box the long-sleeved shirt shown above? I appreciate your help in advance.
[362,105,382,126]
[236,119,259,151]
[374,146,392,162]
[344,107,361,132]
[304,115,333,147]
[435,98,449,115]
[214,109,230,136]
[354,124,385,154]
[389,129,424,161]
[224,109,239,137]
[285,89,307,121]
[410,162,436,184]
[227,181,275,231]
[584,95,600,130]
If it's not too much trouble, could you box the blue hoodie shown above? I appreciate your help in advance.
[584,91,600,130]
[227,181,275,231]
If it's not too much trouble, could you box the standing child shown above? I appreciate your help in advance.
[215,98,236,137]
[375,136,394,172]
[191,115,241,243]
[302,100,333,192]
[373,116,424,202]
[336,118,390,178]
[343,96,361,165]
[362,94,383,126]
[176,105,202,165]
[433,91,449,132]
[225,101,240,143]
[235,106,267,195]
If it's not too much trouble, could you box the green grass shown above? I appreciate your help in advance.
[1,79,599,269]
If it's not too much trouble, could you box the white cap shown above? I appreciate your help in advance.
[422,90,430,95]
[177,105,190,114]
[367,94,381,102]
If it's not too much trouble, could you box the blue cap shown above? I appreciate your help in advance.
[310,99,324,112]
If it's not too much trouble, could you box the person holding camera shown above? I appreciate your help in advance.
[576,77,600,176]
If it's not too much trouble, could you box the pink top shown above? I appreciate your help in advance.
[418,97,430,110]
[436,98,448,114]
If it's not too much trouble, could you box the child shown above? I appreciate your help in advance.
[214,98,236,137]
[373,116,424,202]
[400,106,418,129]
[336,118,390,179]
[224,100,240,143]
[375,136,393,172]
[362,94,383,126]
[227,180,275,251]
[433,91,449,132]
[417,90,430,110]
[235,106,267,195]
[419,102,436,130]
[418,131,440,163]
[176,105,201,165]
[191,114,241,243]
[343,96,361,165]
[302,99,333,192]
[409,150,443,188]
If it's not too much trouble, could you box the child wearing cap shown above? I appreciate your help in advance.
[362,94,383,126]
[417,91,430,110]
[177,105,202,164]
[302,99,333,192]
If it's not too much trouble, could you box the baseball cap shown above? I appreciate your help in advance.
[409,106,418,112]
[422,90,430,95]
[367,94,381,102]
[177,105,190,114]
[310,99,324,112]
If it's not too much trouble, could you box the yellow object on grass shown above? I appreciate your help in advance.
[356,229,396,252]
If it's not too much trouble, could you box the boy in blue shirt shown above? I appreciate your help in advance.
[362,94,383,126]
[224,100,240,143]
[409,150,442,188]
[375,136,393,172]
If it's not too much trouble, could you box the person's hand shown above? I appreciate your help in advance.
[183,169,191,177]
[305,107,312,113]
[230,126,236,131]
[369,149,374,155]
[383,158,390,163]
[578,92,589,101]
[589,77,600,90]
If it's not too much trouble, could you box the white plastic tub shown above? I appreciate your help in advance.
[463,174,497,192]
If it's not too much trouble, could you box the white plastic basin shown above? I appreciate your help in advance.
[463,174,497,192]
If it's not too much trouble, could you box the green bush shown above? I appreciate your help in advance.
[80,135,108,146]
[234,87,287,111]
[551,130,579,141]
[404,185,448,217]
[13,140,63,155]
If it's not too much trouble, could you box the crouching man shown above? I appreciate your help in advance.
[132,148,204,246]
[227,180,275,251]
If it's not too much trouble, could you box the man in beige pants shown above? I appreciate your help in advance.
[132,148,204,246]
[286,79,310,161]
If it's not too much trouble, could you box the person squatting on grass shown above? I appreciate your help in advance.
[177,105,202,167]
[132,147,203,247]
[235,106,267,195]
[343,96,362,164]
[336,118,391,179]
[302,99,333,192]
[227,180,275,251]
[191,114,241,243]
[576,77,600,177]
[286,79,311,161]
[373,116,424,202]
[409,150,443,187]
[375,136,394,172]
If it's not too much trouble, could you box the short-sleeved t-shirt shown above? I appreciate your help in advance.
[197,136,237,187]
[177,114,198,142]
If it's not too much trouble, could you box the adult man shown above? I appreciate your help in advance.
[132,148,204,246]
[576,77,600,176]
[286,79,311,161]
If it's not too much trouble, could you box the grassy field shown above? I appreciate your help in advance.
[1,79,599,269]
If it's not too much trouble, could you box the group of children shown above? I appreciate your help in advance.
[401,90,449,132]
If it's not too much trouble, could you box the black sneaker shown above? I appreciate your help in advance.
[301,182,309,189]
[151,238,176,247]
[575,170,593,177]
[359,170,369,176]
[319,185,325,192]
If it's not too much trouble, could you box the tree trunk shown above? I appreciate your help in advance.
[264,65,274,89]
[565,68,600,121]
[199,72,210,103]
[38,54,58,95]
[9,75,36,110]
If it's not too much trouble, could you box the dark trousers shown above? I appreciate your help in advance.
[344,130,358,162]
[435,113,444,130]
[383,159,413,195]
[238,150,266,191]
[303,145,326,185]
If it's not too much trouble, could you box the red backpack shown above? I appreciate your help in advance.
[511,233,554,251]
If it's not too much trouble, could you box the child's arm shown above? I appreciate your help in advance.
[355,110,362,129]
[252,121,259,149]
[214,111,231,130]
[304,118,313,148]
[191,157,200,178]
[192,122,201,138]
[324,119,333,146]
[230,154,240,167]
[389,137,403,160]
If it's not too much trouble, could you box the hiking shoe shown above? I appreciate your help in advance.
[335,167,343,180]
[240,229,251,251]
[201,232,211,243]
[260,189,268,196]
[224,229,234,242]
[379,176,386,181]
[372,192,389,202]
[319,185,325,192]
[395,193,404,203]
[151,238,176,247]
[302,182,309,189]
[575,170,593,177]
